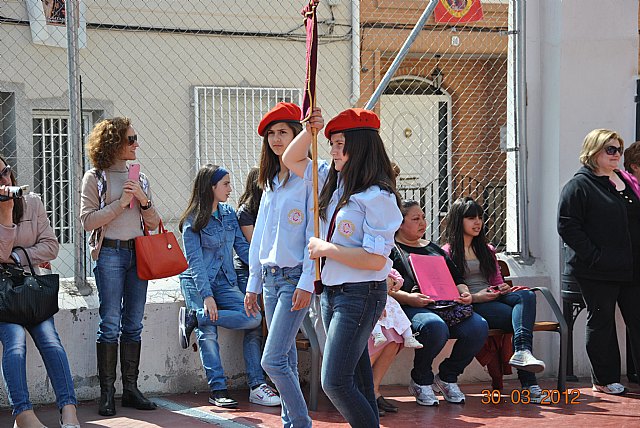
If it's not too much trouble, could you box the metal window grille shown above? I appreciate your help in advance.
[32,112,89,244]
[194,86,302,198]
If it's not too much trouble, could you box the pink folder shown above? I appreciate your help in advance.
[408,254,460,300]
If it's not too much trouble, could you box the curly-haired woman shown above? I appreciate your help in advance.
[80,117,160,416]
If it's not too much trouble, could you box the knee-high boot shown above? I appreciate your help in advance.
[96,342,118,416]
[120,341,157,410]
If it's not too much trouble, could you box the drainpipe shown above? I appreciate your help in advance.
[350,0,360,106]
[635,78,640,140]
[513,0,530,260]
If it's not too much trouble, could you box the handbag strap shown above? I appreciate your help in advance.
[12,246,37,274]
[142,219,166,236]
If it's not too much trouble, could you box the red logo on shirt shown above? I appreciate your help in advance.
[288,208,304,225]
[337,220,355,237]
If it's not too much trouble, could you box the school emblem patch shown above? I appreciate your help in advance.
[337,220,355,237]
[288,208,304,225]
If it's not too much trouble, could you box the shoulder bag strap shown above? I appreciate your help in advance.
[394,243,418,285]
[319,207,340,273]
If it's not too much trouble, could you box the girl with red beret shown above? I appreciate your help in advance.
[244,102,315,427]
[283,107,402,428]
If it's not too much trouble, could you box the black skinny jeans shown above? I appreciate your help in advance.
[576,277,640,385]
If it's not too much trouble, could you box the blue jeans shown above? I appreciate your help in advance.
[236,267,266,388]
[404,307,488,385]
[181,273,261,391]
[0,318,77,416]
[321,281,387,428]
[473,289,538,387]
[261,265,311,428]
[94,246,148,343]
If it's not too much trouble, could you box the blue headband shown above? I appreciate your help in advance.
[211,167,229,186]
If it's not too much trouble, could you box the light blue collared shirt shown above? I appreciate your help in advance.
[305,161,402,286]
[247,171,316,294]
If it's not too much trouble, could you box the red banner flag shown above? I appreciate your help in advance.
[301,0,319,122]
[434,0,483,24]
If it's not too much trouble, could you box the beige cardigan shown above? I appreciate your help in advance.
[80,167,160,260]
[0,193,59,269]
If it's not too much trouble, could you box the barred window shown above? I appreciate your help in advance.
[194,86,302,198]
[32,112,90,244]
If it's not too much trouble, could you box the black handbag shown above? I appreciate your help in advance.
[0,246,59,326]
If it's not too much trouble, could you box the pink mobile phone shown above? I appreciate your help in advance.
[128,164,141,208]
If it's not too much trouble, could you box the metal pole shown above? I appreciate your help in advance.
[514,0,530,260]
[66,0,91,295]
[364,0,439,110]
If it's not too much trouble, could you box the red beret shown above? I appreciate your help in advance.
[258,102,302,136]
[324,108,380,138]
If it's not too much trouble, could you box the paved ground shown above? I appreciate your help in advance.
[2,379,640,427]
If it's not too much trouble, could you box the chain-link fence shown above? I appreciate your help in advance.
[0,0,520,283]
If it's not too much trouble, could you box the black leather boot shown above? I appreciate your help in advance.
[120,341,157,410]
[96,342,118,416]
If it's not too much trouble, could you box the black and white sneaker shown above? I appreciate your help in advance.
[178,307,198,349]
[209,389,238,408]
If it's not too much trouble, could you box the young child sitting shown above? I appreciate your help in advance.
[372,268,423,349]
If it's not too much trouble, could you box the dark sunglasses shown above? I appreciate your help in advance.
[0,165,12,179]
[127,135,138,145]
[604,145,623,155]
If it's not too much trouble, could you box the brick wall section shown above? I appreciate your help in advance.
[359,1,509,199]
[367,56,507,197]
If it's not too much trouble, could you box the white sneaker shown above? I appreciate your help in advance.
[249,383,282,406]
[593,382,626,395]
[509,350,546,373]
[408,379,439,406]
[433,374,465,404]
[403,334,423,349]
[524,384,543,403]
[373,332,387,347]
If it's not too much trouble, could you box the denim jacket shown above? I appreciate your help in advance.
[180,203,250,299]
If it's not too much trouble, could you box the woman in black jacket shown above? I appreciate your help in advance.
[558,128,640,395]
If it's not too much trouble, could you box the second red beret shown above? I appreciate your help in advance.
[324,108,380,139]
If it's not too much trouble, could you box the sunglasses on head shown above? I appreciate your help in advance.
[0,165,11,179]
[127,135,138,145]
[604,145,623,155]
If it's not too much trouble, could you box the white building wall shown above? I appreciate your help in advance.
[526,0,638,378]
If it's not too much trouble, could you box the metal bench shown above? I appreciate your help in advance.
[489,260,568,391]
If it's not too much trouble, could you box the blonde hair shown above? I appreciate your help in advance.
[579,129,624,170]
[86,117,132,170]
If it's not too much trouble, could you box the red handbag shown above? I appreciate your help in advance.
[134,220,188,280]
